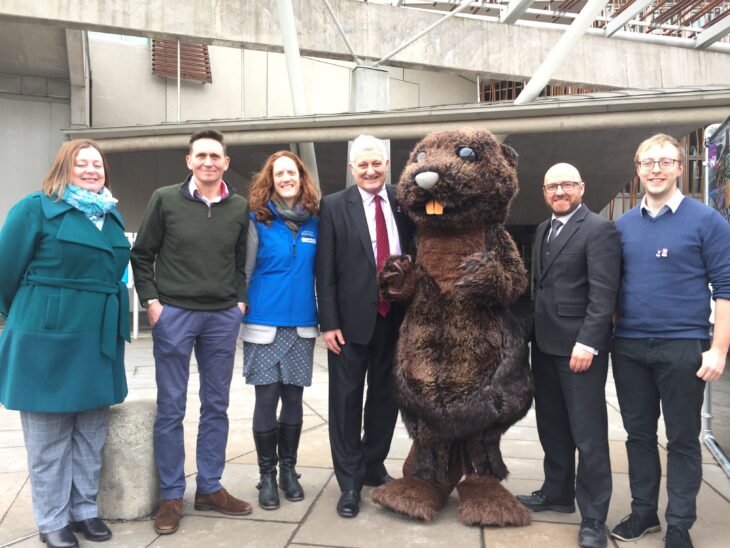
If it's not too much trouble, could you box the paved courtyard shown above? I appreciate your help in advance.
[1,333,729,547]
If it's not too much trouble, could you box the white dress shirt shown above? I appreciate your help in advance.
[357,186,402,260]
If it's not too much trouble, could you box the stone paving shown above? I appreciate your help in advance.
[1,333,729,547]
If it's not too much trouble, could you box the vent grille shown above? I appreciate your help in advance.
[151,39,212,84]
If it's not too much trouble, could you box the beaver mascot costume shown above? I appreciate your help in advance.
[371,128,533,526]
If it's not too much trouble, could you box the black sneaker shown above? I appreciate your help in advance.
[579,518,607,548]
[611,512,661,541]
[665,526,693,548]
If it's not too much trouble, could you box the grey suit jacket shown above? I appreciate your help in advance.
[530,205,621,357]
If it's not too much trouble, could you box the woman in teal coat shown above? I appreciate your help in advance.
[0,139,130,548]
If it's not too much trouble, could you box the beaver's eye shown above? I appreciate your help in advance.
[414,150,426,163]
[457,146,477,162]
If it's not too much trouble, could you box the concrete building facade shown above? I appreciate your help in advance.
[1,0,729,227]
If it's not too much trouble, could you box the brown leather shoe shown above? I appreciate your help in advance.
[153,498,182,535]
[194,487,253,516]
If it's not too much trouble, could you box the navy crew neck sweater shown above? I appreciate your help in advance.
[615,197,730,340]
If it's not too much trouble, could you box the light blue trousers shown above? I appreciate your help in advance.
[20,408,109,533]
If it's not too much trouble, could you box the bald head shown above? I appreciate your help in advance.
[542,162,585,216]
[544,163,582,185]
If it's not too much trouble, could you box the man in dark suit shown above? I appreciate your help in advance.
[316,135,411,518]
[518,163,621,548]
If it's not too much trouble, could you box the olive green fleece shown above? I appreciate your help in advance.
[131,179,250,310]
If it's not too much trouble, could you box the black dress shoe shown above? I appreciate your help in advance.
[69,518,112,542]
[363,472,394,487]
[516,490,575,513]
[39,526,79,548]
[336,490,360,518]
[579,518,607,548]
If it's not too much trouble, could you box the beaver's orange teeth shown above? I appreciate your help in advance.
[426,200,444,215]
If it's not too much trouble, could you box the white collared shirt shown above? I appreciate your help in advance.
[357,186,402,260]
[188,178,228,206]
[548,203,582,242]
[640,188,684,218]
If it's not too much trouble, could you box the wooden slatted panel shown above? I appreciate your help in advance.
[479,79,593,103]
[151,39,212,84]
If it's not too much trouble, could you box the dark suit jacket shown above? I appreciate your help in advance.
[316,184,412,345]
[530,205,621,357]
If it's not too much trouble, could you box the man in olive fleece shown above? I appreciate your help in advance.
[131,129,251,534]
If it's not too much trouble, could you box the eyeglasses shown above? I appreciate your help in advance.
[543,181,582,194]
[635,158,679,171]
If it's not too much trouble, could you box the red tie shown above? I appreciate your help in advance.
[374,195,391,317]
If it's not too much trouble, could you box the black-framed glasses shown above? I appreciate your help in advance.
[635,158,679,171]
[543,181,582,194]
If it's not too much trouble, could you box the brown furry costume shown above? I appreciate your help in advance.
[370,128,533,526]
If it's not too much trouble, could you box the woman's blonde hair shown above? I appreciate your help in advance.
[41,139,110,199]
[249,151,320,224]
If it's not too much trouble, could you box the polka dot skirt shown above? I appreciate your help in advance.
[243,326,314,386]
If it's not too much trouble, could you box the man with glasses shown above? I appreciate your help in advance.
[518,163,621,548]
[610,134,730,548]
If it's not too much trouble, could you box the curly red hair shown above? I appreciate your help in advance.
[249,151,320,224]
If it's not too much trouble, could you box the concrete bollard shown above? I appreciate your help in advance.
[98,400,160,520]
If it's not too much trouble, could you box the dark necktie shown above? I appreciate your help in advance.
[547,218,562,245]
[374,195,391,317]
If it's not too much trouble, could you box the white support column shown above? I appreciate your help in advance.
[696,16,730,49]
[176,40,181,123]
[347,66,391,187]
[604,0,652,37]
[276,0,320,187]
[65,29,90,127]
[514,0,607,106]
[500,0,535,24]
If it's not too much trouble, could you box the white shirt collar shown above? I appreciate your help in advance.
[357,185,388,205]
[551,203,582,225]
[640,188,684,217]
[189,177,227,205]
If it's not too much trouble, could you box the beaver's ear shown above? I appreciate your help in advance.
[500,143,518,168]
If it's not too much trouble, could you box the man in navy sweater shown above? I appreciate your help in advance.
[611,134,730,548]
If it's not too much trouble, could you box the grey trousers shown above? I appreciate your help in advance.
[20,408,109,533]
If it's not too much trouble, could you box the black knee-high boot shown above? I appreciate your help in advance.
[253,428,280,510]
[278,422,304,501]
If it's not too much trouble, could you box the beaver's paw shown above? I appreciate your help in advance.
[371,477,448,521]
[456,474,531,527]
[454,252,500,297]
[378,255,416,301]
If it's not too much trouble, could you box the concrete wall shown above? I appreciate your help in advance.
[4,0,729,90]
[0,95,69,223]
[88,36,476,126]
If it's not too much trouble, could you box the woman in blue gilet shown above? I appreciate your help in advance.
[242,151,319,510]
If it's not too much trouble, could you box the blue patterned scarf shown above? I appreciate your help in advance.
[62,184,118,226]
[272,198,310,234]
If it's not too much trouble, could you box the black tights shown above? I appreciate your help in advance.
[253,382,304,432]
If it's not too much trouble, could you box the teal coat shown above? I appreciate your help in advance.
[0,192,130,412]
